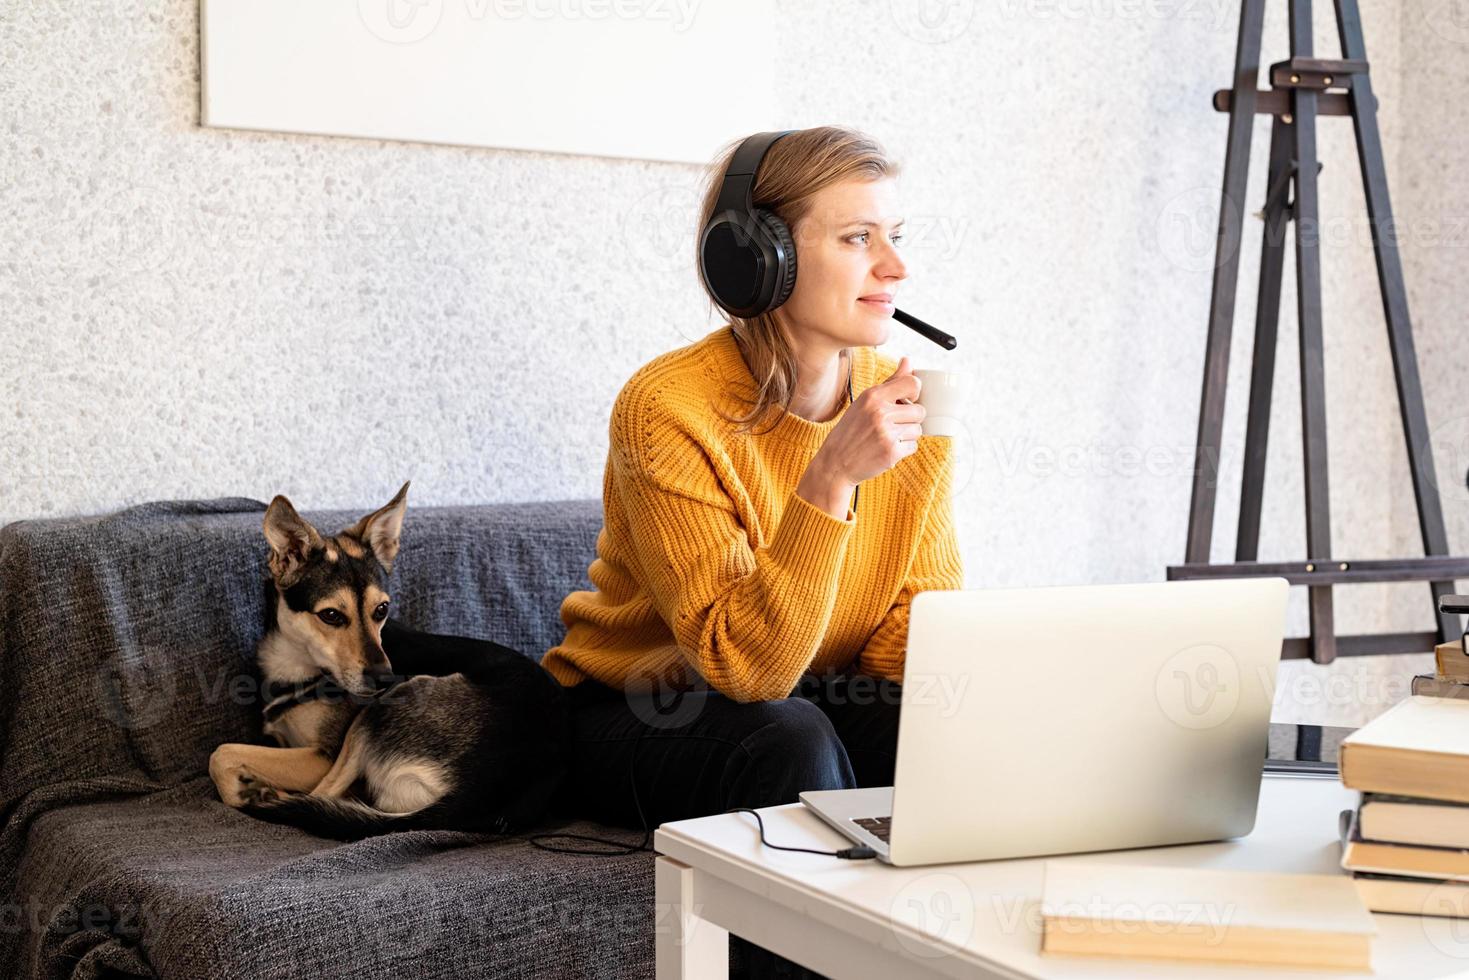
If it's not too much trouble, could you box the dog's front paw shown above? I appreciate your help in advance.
[239,773,288,808]
[210,744,257,808]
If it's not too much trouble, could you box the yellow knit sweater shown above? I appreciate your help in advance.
[540,324,965,702]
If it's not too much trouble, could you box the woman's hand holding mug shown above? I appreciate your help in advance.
[797,356,925,517]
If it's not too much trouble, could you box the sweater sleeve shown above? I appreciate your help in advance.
[610,386,856,702]
[856,438,966,684]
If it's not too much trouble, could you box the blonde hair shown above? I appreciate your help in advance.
[695,126,901,436]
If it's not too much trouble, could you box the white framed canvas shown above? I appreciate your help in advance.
[201,0,777,163]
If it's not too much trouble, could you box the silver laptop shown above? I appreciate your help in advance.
[800,578,1289,866]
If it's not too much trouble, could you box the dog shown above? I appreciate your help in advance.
[208,482,570,840]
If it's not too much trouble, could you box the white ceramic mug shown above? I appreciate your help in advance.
[912,369,964,437]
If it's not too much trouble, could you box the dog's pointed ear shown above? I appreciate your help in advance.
[263,495,323,589]
[345,481,410,574]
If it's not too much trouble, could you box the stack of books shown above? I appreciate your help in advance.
[1337,672,1469,919]
[1409,636,1469,700]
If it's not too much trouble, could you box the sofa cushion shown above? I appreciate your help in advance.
[12,778,657,979]
[0,496,621,978]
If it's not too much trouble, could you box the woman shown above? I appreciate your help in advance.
[542,126,965,977]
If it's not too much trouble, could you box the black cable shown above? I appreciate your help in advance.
[527,722,654,856]
[527,706,876,860]
[528,719,725,855]
[725,807,877,860]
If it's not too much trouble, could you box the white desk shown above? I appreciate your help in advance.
[652,775,1469,979]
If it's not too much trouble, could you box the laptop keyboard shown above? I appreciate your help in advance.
[853,816,891,843]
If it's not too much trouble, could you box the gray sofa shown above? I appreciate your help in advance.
[0,496,686,979]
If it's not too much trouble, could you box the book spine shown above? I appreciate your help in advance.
[1412,674,1469,699]
[1362,792,1469,809]
[1350,871,1469,918]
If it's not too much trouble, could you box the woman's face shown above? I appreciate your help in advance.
[778,176,907,352]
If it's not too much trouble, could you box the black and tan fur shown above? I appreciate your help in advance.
[209,482,569,839]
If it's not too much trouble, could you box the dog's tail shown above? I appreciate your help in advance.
[243,794,482,841]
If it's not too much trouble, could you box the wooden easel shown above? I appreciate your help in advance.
[1168,0,1469,694]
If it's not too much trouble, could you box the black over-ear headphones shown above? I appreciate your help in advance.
[699,130,959,350]
[699,130,798,319]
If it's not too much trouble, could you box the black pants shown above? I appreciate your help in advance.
[549,670,903,980]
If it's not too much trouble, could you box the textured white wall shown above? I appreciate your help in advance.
[2,1,1463,725]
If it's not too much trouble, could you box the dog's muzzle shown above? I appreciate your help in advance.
[363,664,398,692]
